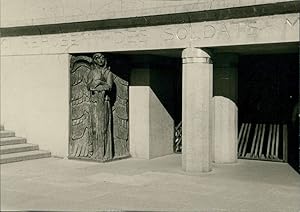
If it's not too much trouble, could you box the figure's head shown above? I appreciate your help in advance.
[93,53,107,67]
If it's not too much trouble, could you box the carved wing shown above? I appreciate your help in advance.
[69,56,92,158]
[112,74,129,158]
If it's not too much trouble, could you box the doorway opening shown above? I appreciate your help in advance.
[238,53,299,169]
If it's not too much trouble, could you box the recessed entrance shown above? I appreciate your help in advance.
[238,53,299,168]
[69,50,183,161]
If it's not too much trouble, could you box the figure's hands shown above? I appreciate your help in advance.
[96,80,106,85]
[92,83,110,92]
[88,79,105,90]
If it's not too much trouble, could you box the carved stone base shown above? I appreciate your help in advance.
[68,154,131,163]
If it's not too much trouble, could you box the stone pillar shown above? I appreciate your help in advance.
[212,54,238,163]
[182,48,212,172]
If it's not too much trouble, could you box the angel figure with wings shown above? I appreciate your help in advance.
[87,53,113,161]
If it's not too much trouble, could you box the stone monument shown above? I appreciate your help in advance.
[69,53,129,161]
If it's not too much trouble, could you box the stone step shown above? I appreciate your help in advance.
[0,130,15,138]
[0,143,39,155]
[0,150,51,164]
[0,125,4,131]
[0,137,26,146]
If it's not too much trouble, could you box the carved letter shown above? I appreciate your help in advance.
[190,27,201,41]
[286,17,300,27]
[247,21,259,37]
[218,23,230,39]
[1,38,9,49]
[176,27,188,40]
[204,25,216,38]
[163,28,175,41]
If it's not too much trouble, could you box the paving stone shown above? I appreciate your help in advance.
[1,155,299,211]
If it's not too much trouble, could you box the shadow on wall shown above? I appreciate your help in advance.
[129,54,182,125]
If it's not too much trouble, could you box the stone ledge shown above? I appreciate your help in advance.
[1,1,299,37]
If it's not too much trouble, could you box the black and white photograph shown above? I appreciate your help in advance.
[0,0,299,211]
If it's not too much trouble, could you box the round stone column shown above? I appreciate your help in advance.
[182,47,212,173]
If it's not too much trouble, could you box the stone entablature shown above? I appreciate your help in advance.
[1,13,299,56]
[0,0,295,28]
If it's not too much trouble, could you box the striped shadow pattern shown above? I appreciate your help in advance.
[238,123,288,162]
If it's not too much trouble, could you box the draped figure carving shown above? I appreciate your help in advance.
[69,53,129,161]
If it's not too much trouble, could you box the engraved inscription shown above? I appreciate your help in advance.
[1,14,298,55]
[113,29,148,44]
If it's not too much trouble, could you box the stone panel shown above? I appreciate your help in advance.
[1,14,299,56]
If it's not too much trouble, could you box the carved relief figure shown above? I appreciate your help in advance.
[87,53,113,161]
[69,53,129,162]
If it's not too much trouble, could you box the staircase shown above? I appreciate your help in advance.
[0,125,51,164]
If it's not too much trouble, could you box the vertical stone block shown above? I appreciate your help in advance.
[129,68,151,159]
[212,54,238,163]
[129,65,174,159]
[212,96,238,163]
[129,85,150,159]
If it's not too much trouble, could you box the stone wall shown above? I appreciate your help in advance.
[0,54,70,157]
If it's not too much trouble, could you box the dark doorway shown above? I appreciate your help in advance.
[238,53,299,172]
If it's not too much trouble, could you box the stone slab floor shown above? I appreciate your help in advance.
[1,154,300,211]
